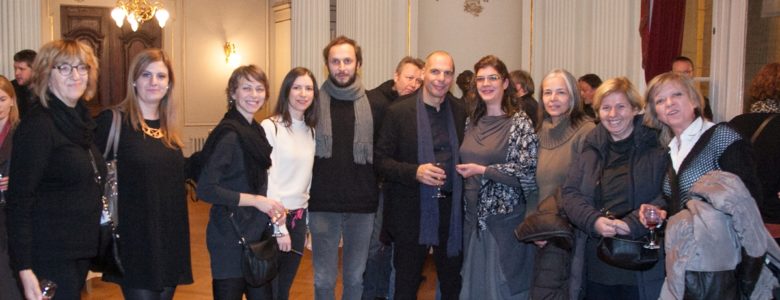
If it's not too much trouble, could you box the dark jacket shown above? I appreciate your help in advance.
[6,103,104,271]
[562,115,667,300]
[375,91,466,243]
[515,189,574,300]
[0,123,22,299]
[729,113,780,223]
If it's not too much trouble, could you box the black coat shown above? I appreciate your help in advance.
[561,115,667,300]
[375,91,466,243]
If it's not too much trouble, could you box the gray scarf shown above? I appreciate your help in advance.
[315,76,373,164]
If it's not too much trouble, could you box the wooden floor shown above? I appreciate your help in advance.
[83,200,439,299]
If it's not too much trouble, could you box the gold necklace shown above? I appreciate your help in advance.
[142,125,164,139]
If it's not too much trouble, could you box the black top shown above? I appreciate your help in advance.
[598,134,633,215]
[426,104,454,192]
[6,102,104,271]
[94,110,193,288]
[196,111,272,279]
[309,97,382,213]
[11,80,35,119]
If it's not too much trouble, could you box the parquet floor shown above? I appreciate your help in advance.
[82,200,438,299]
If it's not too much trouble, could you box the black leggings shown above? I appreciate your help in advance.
[213,278,272,300]
[121,286,176,300]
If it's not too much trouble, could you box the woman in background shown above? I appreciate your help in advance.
[457,55,538,300]
[509,70,538,127]
[260,67,319,300]
[197,65,286,300]
[7,39,104,299]
[562,77,666,300]
[578,74,602,120]
[95,49,193,299]
[0,75,22,299]
[747,62,780,113]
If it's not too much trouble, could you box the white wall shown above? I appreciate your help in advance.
[0,0,41,78]
[417,0,524,97]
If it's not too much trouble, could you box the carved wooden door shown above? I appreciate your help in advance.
[60,5,162,115]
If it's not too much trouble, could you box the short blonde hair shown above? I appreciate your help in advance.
[592,77,643,121]
[643,72,705,145]
[31,39,99,107]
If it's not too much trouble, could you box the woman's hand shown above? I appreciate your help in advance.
[594,217,630,237]
[19,269,42,300]
[416,163,446,186]
[254,196,287,225]
[455,163,486,178]
[0,175,9,192]
[639,204,667,227]
[533,240,548,248]
[276,234,292,252]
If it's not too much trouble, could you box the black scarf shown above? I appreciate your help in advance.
[201,107,273,193]
[47,93,96,149]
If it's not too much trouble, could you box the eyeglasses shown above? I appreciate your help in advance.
[53,64,90,76]
[475,74,501,84]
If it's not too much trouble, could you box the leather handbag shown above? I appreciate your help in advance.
[597,234,659,271]
[228,210,279,286]
[89,108,125,275]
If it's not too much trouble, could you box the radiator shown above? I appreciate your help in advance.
[190,136,208,152]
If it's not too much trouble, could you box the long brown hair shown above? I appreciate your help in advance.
[0,76,20,130]
[117,49,182,149]
[271,67,319,136]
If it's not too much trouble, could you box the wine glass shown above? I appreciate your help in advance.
[643,206,661,249]
[432,162,446,199]
[272,223,284,237]
[40,279,57,299]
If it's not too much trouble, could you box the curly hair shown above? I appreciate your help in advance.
[749,63,780,105]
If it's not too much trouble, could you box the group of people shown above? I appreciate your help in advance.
[0,34,777,300]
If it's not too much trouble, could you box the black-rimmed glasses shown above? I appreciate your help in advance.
[53,64,90,76]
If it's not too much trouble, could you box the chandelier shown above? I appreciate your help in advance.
[111,0,170,32]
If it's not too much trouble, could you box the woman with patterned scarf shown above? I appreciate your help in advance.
[456,55,538,300]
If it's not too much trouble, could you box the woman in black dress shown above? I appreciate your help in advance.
[7,39,105,300]
[197,65,286,300]
[95,49,192,299]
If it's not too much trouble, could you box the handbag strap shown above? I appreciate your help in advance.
[103,108,122,159]
[751,114,778,144]
[227,210,250,247]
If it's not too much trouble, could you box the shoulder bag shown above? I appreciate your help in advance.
[228,210,279,286]
[89,108,125,275]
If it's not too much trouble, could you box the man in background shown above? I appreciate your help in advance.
[12,49,36,118]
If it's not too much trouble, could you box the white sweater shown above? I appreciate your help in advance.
[261,116,315,233]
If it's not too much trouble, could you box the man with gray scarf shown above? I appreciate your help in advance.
[309,36,385,300]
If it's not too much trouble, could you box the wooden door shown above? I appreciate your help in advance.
[60,5,162,115]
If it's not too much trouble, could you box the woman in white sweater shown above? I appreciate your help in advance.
[260,67,319,300]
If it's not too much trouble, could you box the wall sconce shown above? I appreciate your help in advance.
[224,42,241,68]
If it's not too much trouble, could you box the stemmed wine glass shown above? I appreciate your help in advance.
[432,162,446,199]
[643,206,661,249]
[40,279,57,299]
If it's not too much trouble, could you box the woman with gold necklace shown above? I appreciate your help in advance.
[94,49,193,299]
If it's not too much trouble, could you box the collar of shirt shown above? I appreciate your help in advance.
[668,117,715,171]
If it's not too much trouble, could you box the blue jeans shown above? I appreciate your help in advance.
[310,212,375,300]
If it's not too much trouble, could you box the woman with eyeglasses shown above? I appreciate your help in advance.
[456,55,538,300]
[6,39,105,300]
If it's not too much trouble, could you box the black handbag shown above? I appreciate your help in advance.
[89,109,125,275]
[228,210,279,286]
[597,234,658,271]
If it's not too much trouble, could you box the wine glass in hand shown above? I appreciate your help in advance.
[432,162,446,199]
[643,206,661,249]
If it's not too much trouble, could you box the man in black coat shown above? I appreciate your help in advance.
[363,56,424,300]
[375,51,466,299]
[12,49,36,118]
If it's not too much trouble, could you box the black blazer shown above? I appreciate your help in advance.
[375,91,466,242]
